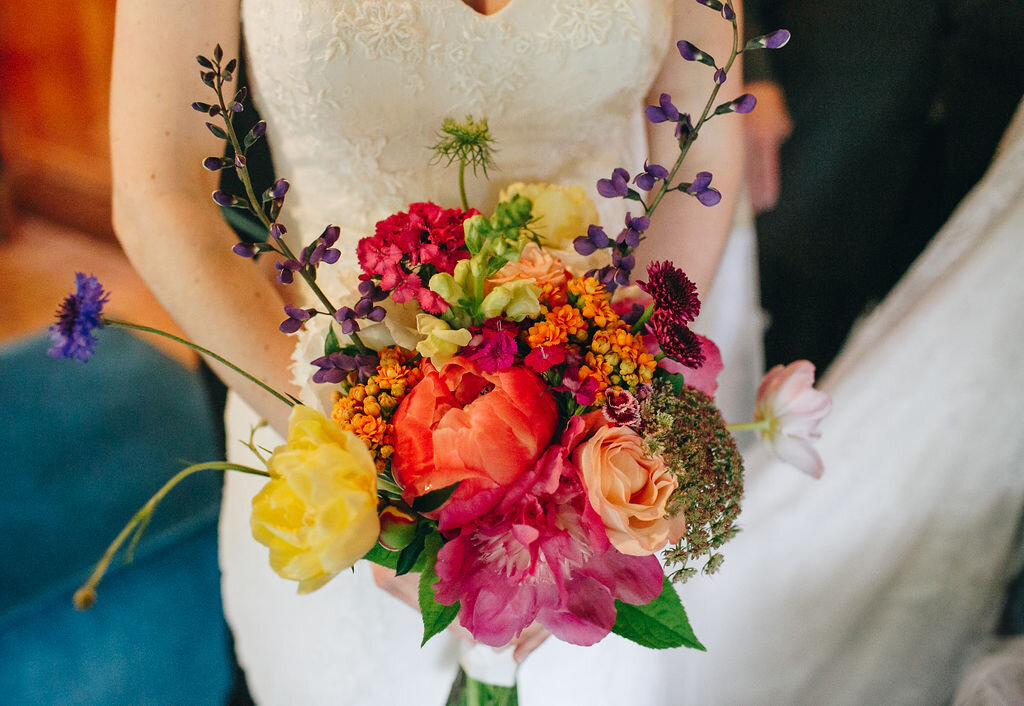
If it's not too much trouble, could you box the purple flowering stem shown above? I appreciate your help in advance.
[104,317,296,407]
[206,59,371,356]
[73,460,269,611]
[646,2,741,218]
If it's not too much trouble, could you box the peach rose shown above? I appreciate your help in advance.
[487,242,569,306]
[572,418,685,556]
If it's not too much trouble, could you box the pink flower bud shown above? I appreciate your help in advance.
[377,505,417,551]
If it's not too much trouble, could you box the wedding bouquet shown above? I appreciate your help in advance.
[55,5,828,703]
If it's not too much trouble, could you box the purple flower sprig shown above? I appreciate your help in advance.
[194,48,371,355]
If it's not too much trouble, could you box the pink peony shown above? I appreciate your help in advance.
[433,417,664,647]
[754,361,832,478]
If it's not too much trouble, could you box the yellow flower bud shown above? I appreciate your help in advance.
[251,406,379,594]
[429,272,465,305]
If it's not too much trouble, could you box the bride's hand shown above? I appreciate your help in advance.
[370,565,551,662]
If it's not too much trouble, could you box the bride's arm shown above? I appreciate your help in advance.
[640,1,745,297]
[111,0,298,433]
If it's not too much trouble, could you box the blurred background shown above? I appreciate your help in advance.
[0,2,233,704]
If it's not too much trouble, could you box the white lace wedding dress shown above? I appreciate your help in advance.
[222,2,765,704]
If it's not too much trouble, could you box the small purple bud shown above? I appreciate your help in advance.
[191,101,212,113]
[232,242,257,258]
[678,40,700,61]
[354,297,373,318]
[212,190,235,207]
[320,225,340,247]
[203,156,224,171]
[714,68,727,84]
[733,93,757,114]
[627,214,650,231]
[588,224,611,248]
[574,236,598,256]
[765,29,791,49]
[690,172,714,192]
[231,102,244,113]
[252,120,267,138]
[234,154,246,168]
[617,229,640,249]
[270,178,290,199]
[270,223,286,240]
[367,306,386,322]
[721,4,736,21]
[697,188,722,207]
[359,280,387,302]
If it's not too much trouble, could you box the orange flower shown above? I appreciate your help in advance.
[347,413,389,447]
[545,304,587,337]
[527,320,569,348]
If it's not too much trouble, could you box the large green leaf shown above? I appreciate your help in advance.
[418,533,459,646]
[611,576,705,650]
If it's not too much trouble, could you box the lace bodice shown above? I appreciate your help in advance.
[242,0,671,250]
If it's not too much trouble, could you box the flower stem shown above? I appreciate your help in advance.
[73,461,268,610]
[104,318,295,407]
[726,419,772,433]
[378,477,403,496]
[458,161,469,211]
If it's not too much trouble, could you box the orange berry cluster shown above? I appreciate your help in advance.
[330,346,423,468]
[526,276,657,404]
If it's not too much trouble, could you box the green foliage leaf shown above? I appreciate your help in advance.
[658,370,687,396]
[418,532,459,646]
[411,482,460,514]
[205,122,228,140]
[362,541,399,570]
[324,324,342,356]
[395,524,430,576]
[612,576,705,650]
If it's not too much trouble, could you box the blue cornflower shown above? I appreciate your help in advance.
[48,273,109,362]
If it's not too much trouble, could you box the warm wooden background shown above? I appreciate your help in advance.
[0,0,117,239]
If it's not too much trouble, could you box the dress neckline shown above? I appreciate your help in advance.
[456,0,517,19]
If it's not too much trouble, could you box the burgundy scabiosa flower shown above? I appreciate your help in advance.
[638,261,701,322]
[48,273,109,362]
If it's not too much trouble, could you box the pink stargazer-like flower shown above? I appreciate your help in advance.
[753,361,832,478]
[433,417,664,647]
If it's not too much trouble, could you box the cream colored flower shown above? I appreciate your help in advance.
[480,279,542,321]
[499,182,598,249]
[415,314,472,367]
[251,406,379,593]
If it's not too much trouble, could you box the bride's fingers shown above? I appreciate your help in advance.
[512,624,551,663]
[369,564,419,612]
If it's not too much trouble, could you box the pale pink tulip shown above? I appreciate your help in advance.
[753,361,831,478]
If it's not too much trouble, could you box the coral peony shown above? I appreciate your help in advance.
[573,416,686,555]
[391,356,559,529]
[433,417,664,646]
[754,361,832,478]
[251,406,379,594]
